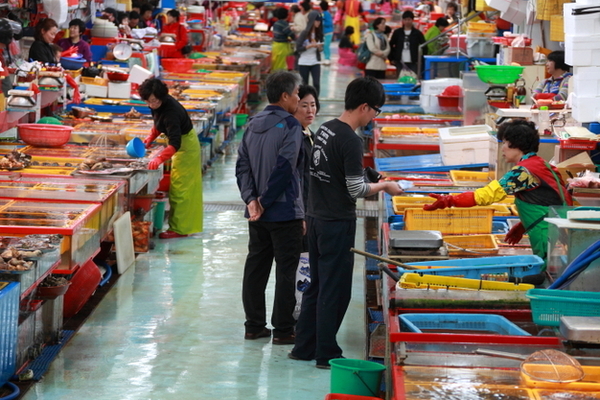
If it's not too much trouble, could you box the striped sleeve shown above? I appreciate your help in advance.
[346,174,370,199]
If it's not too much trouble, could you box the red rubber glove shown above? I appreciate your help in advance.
[64,73,81,104]
[505,222,526,245]
[61,46,78,58]
[148,145,176,170]
[144,127,161,149]
[423,192,477,211]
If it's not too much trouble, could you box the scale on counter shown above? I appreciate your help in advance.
[6,89,36,108]
[388,230,448,261]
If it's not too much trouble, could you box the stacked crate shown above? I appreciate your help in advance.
[564,1,600,122]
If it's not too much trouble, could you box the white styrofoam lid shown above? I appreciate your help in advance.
[439,125,493,143]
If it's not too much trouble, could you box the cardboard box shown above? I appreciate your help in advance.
[557,151,596,181]
[507,47,533,65]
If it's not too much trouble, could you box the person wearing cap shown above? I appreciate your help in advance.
[296,10,323,95]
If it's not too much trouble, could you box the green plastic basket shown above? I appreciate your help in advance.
[474,65,525,85]
[526,289,600,327]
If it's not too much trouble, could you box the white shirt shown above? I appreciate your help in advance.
[298,43,319,65]
[402,29,412,63]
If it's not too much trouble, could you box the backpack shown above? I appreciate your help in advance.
[357,41,371,64]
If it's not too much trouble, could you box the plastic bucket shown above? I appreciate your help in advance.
[235,113,249,127]
[330,358,386,397]
[153,199,167,230]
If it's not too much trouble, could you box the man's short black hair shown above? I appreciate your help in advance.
[497,119,539,154]
[435,17,450,28]
[300,0,312,12]
[266,71,302,104]
[141,4,153,14]
[138,78,169,101]
[167,9,180,19]
[298,84,320,113]
[129,10,140,20]
[402,10,415,20]
[344,77,385,111]
[320,1,329,11]
[274,7,289,20]
[69,18,86,34]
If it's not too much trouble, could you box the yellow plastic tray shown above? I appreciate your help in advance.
[404,208,493,234]
[521,365,600,391]
[444,234,499,257]
[398,272,534,291]
[392,196,434,214]
[450,170,492,183]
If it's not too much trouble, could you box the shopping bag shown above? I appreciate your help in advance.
[294,252,310,319]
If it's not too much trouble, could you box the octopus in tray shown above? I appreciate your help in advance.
[0,247,36,271]
[171,83,190,99]
[0,150,32,170]
[128,160,149,170]
[123,107,143,120]
[76,157,114,171]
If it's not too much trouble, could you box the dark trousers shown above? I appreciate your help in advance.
[292,216,356,363]
[365,69,386,80]
[242,219,303,338]
[298,64,321,95]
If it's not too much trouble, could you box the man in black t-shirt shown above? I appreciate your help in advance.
[290,77,404,369]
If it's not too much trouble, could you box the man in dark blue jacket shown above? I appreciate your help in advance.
[236,71,304,345]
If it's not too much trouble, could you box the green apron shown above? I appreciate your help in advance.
[515,163,567,269]
[168,129,203,234]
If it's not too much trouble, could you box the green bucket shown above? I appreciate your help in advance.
[329,358,386,397]
[234,113,249,127]
[153,200,167,231]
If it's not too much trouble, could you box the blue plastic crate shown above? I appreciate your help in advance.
[400,255,544,280]
[0,282,19,385]
[375,154,488,172]
[492,220,509,234]
[526,289,600,327]
[390,221,405,230]
[399,313,531,336]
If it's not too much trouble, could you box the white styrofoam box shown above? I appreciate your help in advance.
[564,3,600,37]
[85,83,108,98]
[420,94,443,114]
[565,34,600,66]
[575,0,600,5]
[421,78,462,96]
[500,0,527,25]
[572,66,600,97]
[128,64,153,85]
[439,125,494,165]
[571,92,600,123]
[108,81,132,99]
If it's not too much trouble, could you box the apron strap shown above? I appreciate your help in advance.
[544,161,568,206]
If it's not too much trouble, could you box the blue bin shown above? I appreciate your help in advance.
[0,282,19,385]
[399,313,531,336]
[90,45,108,62]
[399,255,544,280]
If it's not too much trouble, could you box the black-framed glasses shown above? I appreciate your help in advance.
[369,104,382,116]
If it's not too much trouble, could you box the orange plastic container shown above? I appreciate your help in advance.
[161,58,196,73]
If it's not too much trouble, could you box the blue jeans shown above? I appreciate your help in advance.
[323,32,333,61]
[298,64,321,95]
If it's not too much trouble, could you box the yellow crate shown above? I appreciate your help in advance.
[510,205,519,216]
[421,128,439,134]
[475,204,511,216]
[550,15,564,42]
[468,21,497,33]
[474,0,497,11]
[65,68,82,79]
[450,170,492,184]
[444,234,499,257]
[392,196,434,214]
[404,208,493,234]
[81,76,109,86]
[399,272,534,291]
[537,0,570,21]
[381,127,422,134]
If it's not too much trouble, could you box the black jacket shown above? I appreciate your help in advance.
[28,40,57,64]
[388,27,426,66]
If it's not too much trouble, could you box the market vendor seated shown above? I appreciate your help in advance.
[423,119,573,267]
[28,18,59,64]
[57,19,93,62]
[532,50,572,102]
[158,9,189,58]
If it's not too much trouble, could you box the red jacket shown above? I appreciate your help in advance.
[161,22,188,58]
